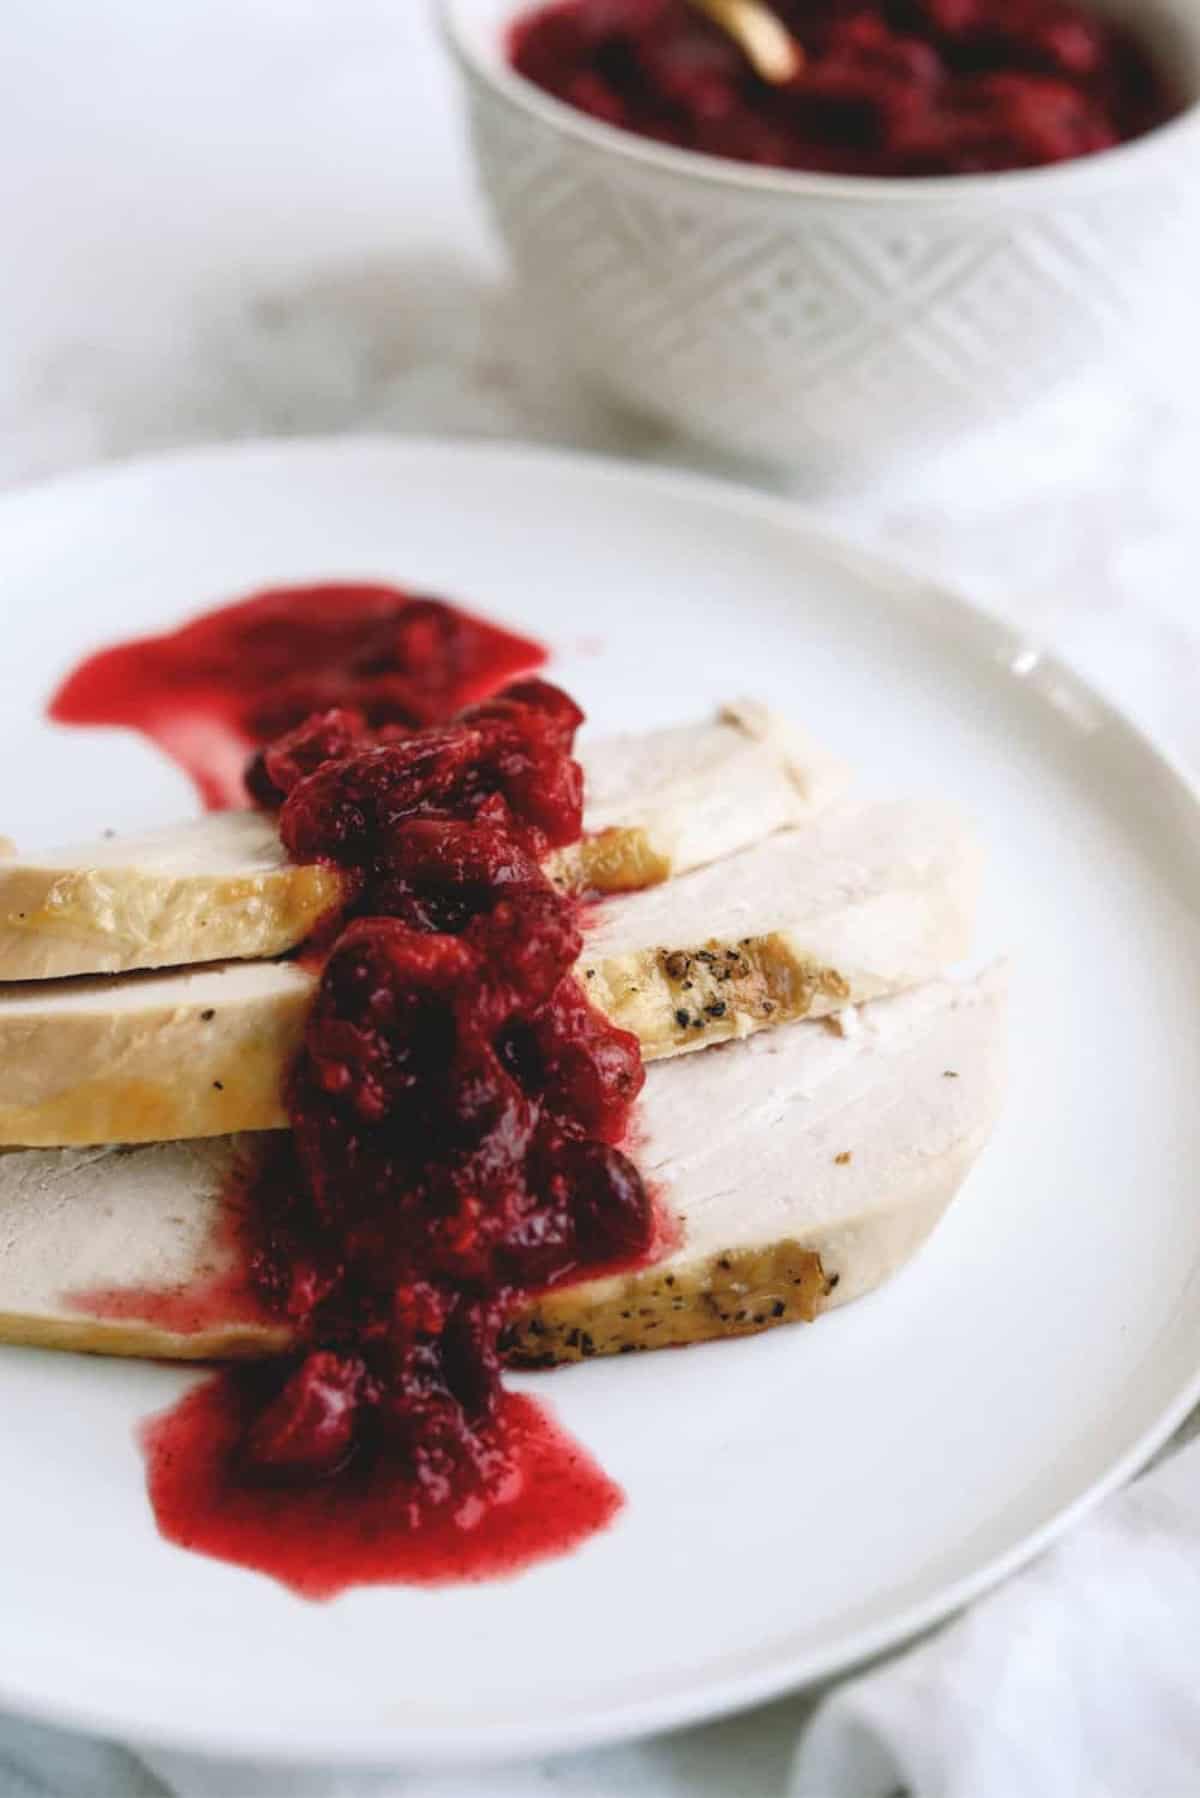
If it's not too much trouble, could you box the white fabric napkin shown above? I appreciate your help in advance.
[3,1418,1198,1798]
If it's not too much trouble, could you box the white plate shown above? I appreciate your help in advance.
[1,437,1198,1768]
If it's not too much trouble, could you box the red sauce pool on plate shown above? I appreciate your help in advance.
[510,0,1178,177]
[142,1378,621,1600]
[50,583,546,810]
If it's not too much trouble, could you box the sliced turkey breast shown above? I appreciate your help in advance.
[580,798,982,1058]
[0,960,312,1146]
[0,704,848,982]
[0,801,979,1146]
[0,812,339,985]
[510,968,1006,1362]
[0,970,1006,1364]
[551,700,848,892]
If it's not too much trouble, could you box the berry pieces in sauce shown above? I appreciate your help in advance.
[509,0,1178,176]
[141,680,655,1595]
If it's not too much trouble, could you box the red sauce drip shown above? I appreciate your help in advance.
[118,673,657,1596]
[75,1270,268,1339]
[70,1167,274,1339]
[49,584,546,810]
[510,0,1178,177]
[143,1378,620,1600]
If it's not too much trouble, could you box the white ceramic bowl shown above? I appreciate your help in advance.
[442,0,1200,479]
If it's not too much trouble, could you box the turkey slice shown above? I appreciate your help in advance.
[0,801,979,1146]
[0,703,847,981]
[0,970,1006,1364]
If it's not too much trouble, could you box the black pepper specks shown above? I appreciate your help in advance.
[200,1009,215,1022]
[675,1008,691,1027]
[212,1080,224,1091]
[704,1001,727,1019]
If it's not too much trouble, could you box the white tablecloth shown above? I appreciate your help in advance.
[1,2,1198,1791]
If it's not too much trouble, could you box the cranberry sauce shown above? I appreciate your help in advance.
[50,583,546,810]
[144,680,655,1596]
[143,1381,621,1600]
[510,0,1178,177]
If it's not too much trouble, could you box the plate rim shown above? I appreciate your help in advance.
[1,431,1198,1768]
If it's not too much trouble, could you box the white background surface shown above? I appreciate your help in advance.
[2,1,1199,1791]
[3,0,1198,788]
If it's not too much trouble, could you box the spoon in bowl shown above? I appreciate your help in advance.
[683,0,805,83]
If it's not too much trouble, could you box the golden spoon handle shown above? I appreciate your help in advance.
[685,0,805,84]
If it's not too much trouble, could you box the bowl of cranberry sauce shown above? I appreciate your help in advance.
[442,0,1200,478]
